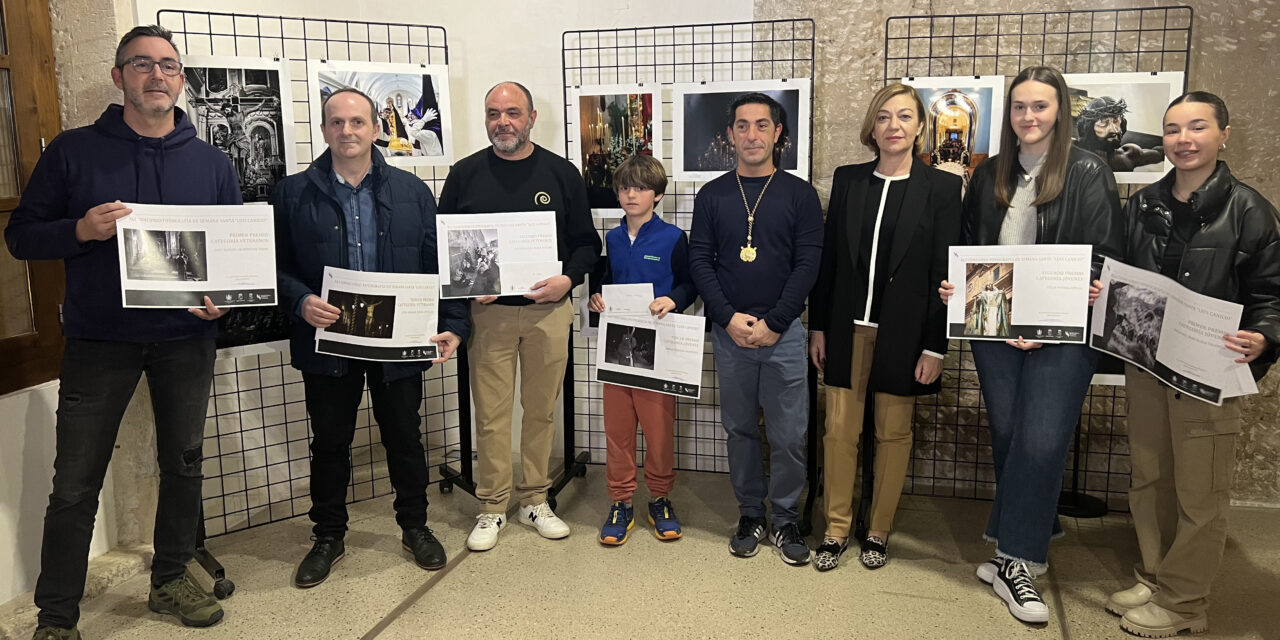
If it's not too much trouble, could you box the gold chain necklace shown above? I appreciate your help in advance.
[735,170,775,262]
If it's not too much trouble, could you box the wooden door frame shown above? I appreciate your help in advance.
[0,0,65,394]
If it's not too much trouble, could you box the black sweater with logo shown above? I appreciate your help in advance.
[438,144,602,306]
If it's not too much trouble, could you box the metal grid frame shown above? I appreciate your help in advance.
[562,20,816,474]
[884,7,1193,80]
[884,6,1192,511]
[157,10,461,536]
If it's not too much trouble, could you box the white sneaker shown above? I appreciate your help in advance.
[466,513,505,551]
[517,502,571,539]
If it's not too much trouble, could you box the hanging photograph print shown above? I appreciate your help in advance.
[566,84,663,214]
[182,56,297,351]
[1063,72,1184,184]
[182,55,297,204]
[309,60,454,167]
[902,75,1005,188]
[670,78,811,182]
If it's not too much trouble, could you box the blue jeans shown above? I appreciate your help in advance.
[712,319,808,526]
[35,337,215,628]
[970,340,1097,565]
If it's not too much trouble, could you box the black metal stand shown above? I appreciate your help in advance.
[799,363,821,536]
[1057,422,1109,518]
[194,505,235,599]
[549,334,590,511]
[854,398,877,542]
[437,335,590,511]
[438,344,477,497]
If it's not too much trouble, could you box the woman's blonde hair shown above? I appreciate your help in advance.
[859,83,928,156]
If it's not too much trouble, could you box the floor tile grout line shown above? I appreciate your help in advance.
[360,506,519,640]
[1047,566,1073,640]
[358,545,473,640]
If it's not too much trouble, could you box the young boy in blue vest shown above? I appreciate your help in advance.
[588,154,697,545]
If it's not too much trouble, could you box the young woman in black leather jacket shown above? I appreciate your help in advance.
[939,66,1125,625]
[1105,91,1280,639]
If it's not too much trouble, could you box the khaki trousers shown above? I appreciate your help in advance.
[823,325,915,538]
[469,298,573,513]
[1126,365,1240,615]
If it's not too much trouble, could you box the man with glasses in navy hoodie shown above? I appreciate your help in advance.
[5,25,241,639]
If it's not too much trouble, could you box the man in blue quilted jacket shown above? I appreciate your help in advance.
[273,88,469,588]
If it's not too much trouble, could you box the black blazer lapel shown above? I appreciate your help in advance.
[886,159,931,277]
[843,165,871,270]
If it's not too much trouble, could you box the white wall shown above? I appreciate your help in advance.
[0,382,116,605]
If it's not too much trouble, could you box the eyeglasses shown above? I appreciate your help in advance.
[121,56,184,77]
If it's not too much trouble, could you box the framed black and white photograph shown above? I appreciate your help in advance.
[602,322,657,371]
[309,60,454,167]
[442,228,501,298]
[903,75,1005,187]
[122,229,208,282]
[566,84,663,215]
[1064,71,1184,184]
[183,56,296,348]
[1096,280,1167,373]
[182,56,296,204]
[324,290,397,339]
[670,78,811,182]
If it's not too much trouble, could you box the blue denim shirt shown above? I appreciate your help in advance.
[293,165,378,319]
[332,166,378,271]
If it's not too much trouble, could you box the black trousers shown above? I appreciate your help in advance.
[302,363,428,538]
[36,337,215,628]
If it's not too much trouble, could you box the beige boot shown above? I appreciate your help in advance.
[1120,602,1208,638]
[1107,582,1154,616]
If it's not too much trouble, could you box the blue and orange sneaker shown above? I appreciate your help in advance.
[648,496,682,540]
[599,501,634,546]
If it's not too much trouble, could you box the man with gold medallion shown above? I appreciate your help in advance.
[688,92,824,566]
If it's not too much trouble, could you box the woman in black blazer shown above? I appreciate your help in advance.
[808,83,962,571]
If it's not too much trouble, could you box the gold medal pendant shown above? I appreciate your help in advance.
[739,246,757,262]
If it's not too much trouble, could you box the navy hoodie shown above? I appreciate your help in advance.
[5,104,242,342]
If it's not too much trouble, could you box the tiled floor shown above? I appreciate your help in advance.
[41,469,1280,638]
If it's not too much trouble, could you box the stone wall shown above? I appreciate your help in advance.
[46,0,163,546]
[755,0,1280,506]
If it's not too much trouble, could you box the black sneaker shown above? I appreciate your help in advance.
[402,527,447,570]
[769,522,812,566]
[294,536,345,588]
[813,537,848,572]
[728,516,767,557]
[993,559,1050,624]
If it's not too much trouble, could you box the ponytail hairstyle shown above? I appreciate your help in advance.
[993,66,1074,208]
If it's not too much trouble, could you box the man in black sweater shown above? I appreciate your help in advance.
[688,92,823,566]
[438,81,601,551]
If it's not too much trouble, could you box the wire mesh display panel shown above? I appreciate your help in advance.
[884,6,1192,511]
[157,10,461,536]
[563,20,815,473]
